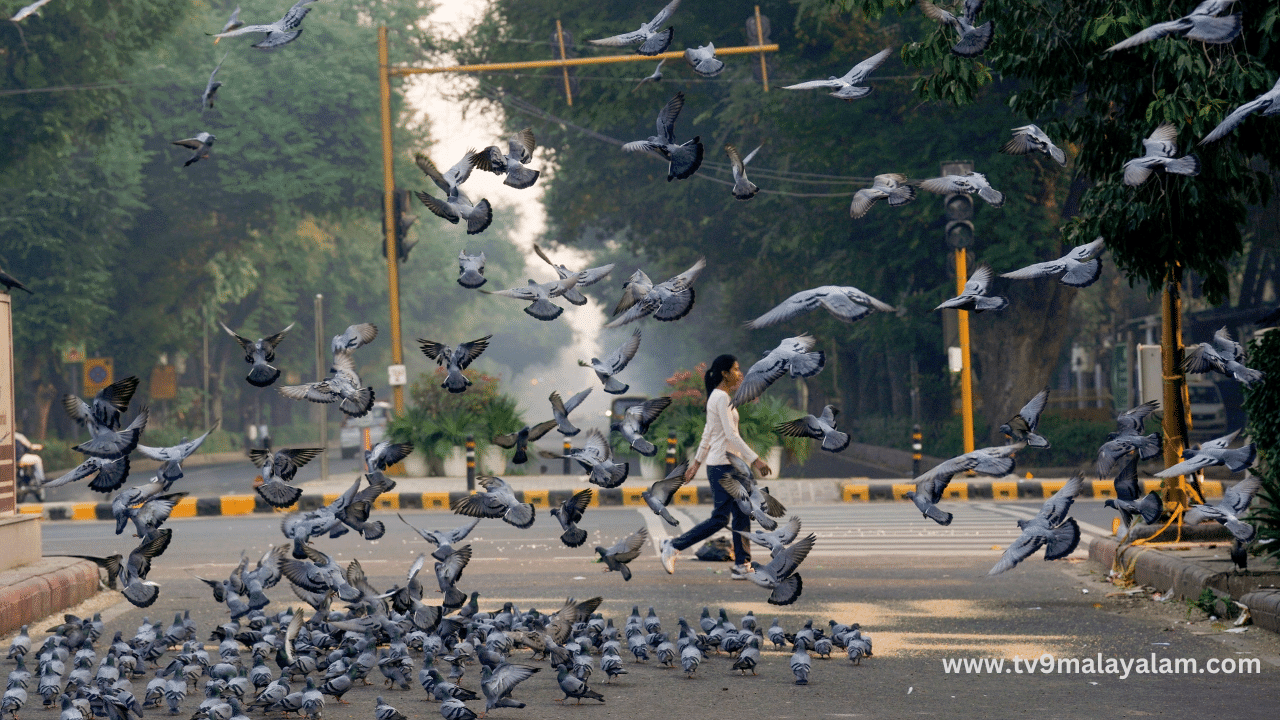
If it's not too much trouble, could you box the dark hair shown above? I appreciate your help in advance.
[704,354,738,398]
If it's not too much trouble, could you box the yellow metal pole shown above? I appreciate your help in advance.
[389,44,780,75]
[956,248,975,454]
[378,26,405,417]
[556,19,573,106]
[1160,280,1192,508]
[754,5,768,92]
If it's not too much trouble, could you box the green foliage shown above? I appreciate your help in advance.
[389,368,524,473]
[742,395,813,466]
[1243,330,1280,558]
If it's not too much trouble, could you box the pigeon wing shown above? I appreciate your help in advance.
[525,420,560,442]
[655,92,686,144]
[456,335,492,368]
[603,329,642,373]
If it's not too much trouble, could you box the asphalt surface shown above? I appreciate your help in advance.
[29,501,1280,718]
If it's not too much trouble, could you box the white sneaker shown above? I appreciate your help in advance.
[660,539,678,574]
[730,563,753,580]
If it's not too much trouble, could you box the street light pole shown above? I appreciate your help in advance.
[942,160,976,454]
[378,26,406,419]
[315,293,328,483]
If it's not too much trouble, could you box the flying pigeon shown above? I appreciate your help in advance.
[641,463,688,526]
[683,43,724,77]
[416,151,475,196]
[0,269,32,294]
[595,527,649,581]
[419,335,491,393]
[221,321,295,387]
[137,422,220,485]
[62,375,139,432]
[482,277,578,321]
[562,428,630,488]
[747,285,895,329]
[43,456,131,493]
[210,0,316,49]
[774,405,850,453]
[632,59,665,91]
[533,244,615,305]
[8,0,53,22]
[1154,429,1255,477]
[718,455,787,530]
[850,173,917,218]
[1000,237,1106,288]
[118,528,173,607]
[173,132,215,167]
[782,47,893,99]
[1096,400,1163,477]
[1123,123,1200,187]
[997,388,1050,448]
[551,489,594,548]
[214,5,242,43]
[471,128,540,189]
[1000,124,1066,165]
[452,476,536,528]
[492,420,558,465]
[735,515,802,558]
[623,92,704,182]
[364,440,413,472]
[934,265,1008,313]
[416,187,493,235]
[1104,484,1163,533]
[331,322,378,355]
[905,443,1024,525]
[579,329,640,394]
[1182,327,1264,384]
[549,388,592,436]
[604,257,706,328]
[731,334,825,407]
[611,269,653,316]
[1184,474,1260,543]
[988,474,1083,575]
[249,446,321,508]
[457,250,486,289]
[398,515,480,561]
[201,52,229,111]
[73,408,149,458]
[611,397,671,456]
[725,144,760,200]
[918,171,1004,206]
[745,533,816,605]
[919,0,994,57]
[279,350,375,417]
[1201,76,1280,144]
[588,0,682,55]
[434,545,471,608]
[1105,0,1242,53]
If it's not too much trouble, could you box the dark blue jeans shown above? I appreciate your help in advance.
[670,464,751,565]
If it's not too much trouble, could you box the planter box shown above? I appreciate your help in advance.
[639,456,662,480]
[443,446,467,477]
[402,454,427,477]
[481,446,506,475]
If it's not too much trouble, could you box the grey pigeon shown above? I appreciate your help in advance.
[278,350,375,417]
[482,277,578,321]
[8,0,52,22]
[1155,429,1255,477]
[118,528,173,607]
[73,408,149,458]
[1104,489,1163,532]
[588,0,681,55]
[605,258,706,328]
[736,515,802,558]
[248,446,321,508]
[415,151,474,197]
[418,335,491,393]
[905,444,1024,525]
[746,533,816,606]
[850,173,917,218]
[918,171,1004,206]
[330,323,378,355]
[118,491,187,540]
[438,697,475,720]
[579,328,641,394]
[63,375,139,431]
[456,250,486,289]
[210,0,316,49]
[480,664,538,715]
[533,244,615,306]
[1001,237,1106,288]
[549,388,592,436]
[214,5,242,43]
[1202,75,1280,144]
[1097,400,1163,477]
[725,144,760,200]
[641,463,688,526]
[782,47,893,99]
[718,455,786,530]
[683,43,723,77]
[731,334,825,407]
[562,428,629,488]
[997,388,1050,448]
[790,647,811,684]
[43,455,130,493]
[774,405,850,453]
[632,59,665,91]
[416,186,492,235]
[555,666,603,704]
[1182,327,1264,384]
[1000,124,1066,166]
[1123,123,1200,187]
[1184,474,1260,543]
[595,527,648,581]
[398,515,480,562]
[492,420,558,464]
[611,269,652,317]
[173,132,215,166]
[551,489,593,548]
[0,269,32,294]
[748,285,895,328]
[988,474,1082,575]
[221,321,295,387]
[934,265,1008,313]
[471,128,539,189]
[452,476,535,528]
[278,547,364,601]
[623,92,704,182]
[919,0,994,57]
[1112,455,1142,502]
[364,440,413,472]
[1106,0,1241,53]
[201,52,229,111]
[434,545,471,608]
[611,396,671,456]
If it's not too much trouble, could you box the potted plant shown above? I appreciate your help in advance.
[388,368,522,476]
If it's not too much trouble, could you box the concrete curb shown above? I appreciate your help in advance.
[0,558,100,635]
[837,478,1231,502]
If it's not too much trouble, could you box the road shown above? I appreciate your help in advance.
[34,501,1280,719]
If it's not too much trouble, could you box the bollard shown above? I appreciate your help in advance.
[666,431,677,473]
[911,424,923,477]
[466,435,476,492]
[563,440,572,475]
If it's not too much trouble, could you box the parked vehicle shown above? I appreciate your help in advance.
[340,401,391,458]
[1187,377,1227,441]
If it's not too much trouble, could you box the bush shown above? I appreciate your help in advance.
[1243,330,1280,560]
[388,368,524,475]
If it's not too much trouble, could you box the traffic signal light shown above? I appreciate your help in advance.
[943,192,974,249]
[382,188,418,262]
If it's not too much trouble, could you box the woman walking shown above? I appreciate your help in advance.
[660,354,771,579]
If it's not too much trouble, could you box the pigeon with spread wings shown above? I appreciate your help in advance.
[918,171,1004,206]
[725,144,761,200]
[1096,400,1163,477]
[642,463,688,526]
[201,52,229,111]
[850,173,917,219]
[419,335,491,394]
[1201,75,1280,145]
[1123,123,1200,187]
[998,388,1050,448]
[683,43,724,77]
[588,0,682,55]
[782,47,893,99]
[551,489,594,548]
[563,428,629,489]
[718,455,786,531]
[533,244,615,306]
[492,420,558,465]
[623,92,704,182]
[1105,0,1242,54]
[549,388,592,436]
[580,329,641,394]
[471,128,540,189]
[482,277,578,321]
[999,124,1066,166]
[278,350,375,418]
[331,322,378,355]
[988,475,1082,575]
[222,321,295,387]
[172,132,215,167]
[747,286,894,329]
[1184,474,1260,543]
[250,445,322,508]
[604,257,706,328]
[595,527,649,581]
[1155,429,1255,478]
[731,335,825,408]
[1182,327,1263,384]
[919,0,994,57]
[744,533,815,605]
[906,444,1023,525]
[612,397,671,457]
[1001,237,1105,288]
[935,265,1008,313]
[210,0,316,49]
[774,406,849,453]
[457,250,486,289]
[452,476,535,529]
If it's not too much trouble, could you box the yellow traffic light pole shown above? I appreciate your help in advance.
[956,248,975,454]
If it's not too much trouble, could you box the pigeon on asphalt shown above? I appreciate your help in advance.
[611,397,671,456]
[221,321,295,387]
[201,52,229,111]
[623,92,704,182]
[718,455,787,530]
[63,375,139,431]
[278,350,375,417]
[605,258,706,328]
[214,5,242,43]
[551,489,594,548]
[641,463,688,526]
[1123,123,1200,187]
[790,647,811,684]
[905,444,1025,525]
[43,456,131,493]
[736,515,802,558]
[997,388,1050,448]
[595,527,648,581]
[0,268,32,294]
[1105,0,1242,53]
[774,406,850,453]
[988,474,1083,575]
[555,666,603,704]
[588,0,681,55]
[439,697,476,720]
[471,128,540,189]
[248,446,321,508]
[1201,75,1280,144]
[849,173,917,219]
[452,476,536,529]
[918,171,1004,206]
[118,528,173,607]
[419,335,491,393]
[1155,429,1256,477]
[137,422,219,486]
[747,285,895,328]
[1096,400,1163,477]
[173,132,215,166]
[398,515,480,562]
[632,59,665,91]
[549,388,592,436]
[724,144,761,200]
[1000,237,1106,288]
[480,663,539,716]
[1184,474,1260,543]
[533,244,615,306]
[934,265,1008,313]
[562,429,629,488]
[1000,124,1066,166]
[492,420,558,465]
[457,250,486,289]
[731,334,825,407]
[579,329,641,394]
[210,0,316,49]
[1182,327,1264,384]
[331,322,378,355]
[782,47,893,99]
[683,43,724,77]
[746,533,816,606]
[482,277,579,321]
[919,0,995,57]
